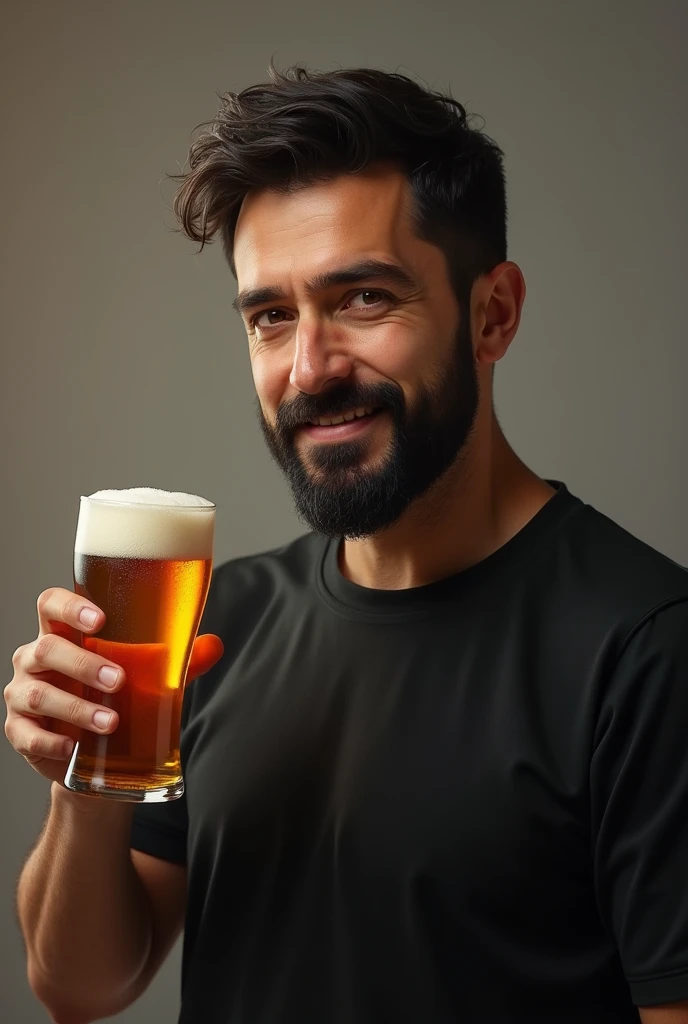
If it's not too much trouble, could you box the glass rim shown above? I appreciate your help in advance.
[80,495,216,512]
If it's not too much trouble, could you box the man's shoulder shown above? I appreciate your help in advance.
[559,494,688,625]
[203,531,324,622]
[215,530,325,585]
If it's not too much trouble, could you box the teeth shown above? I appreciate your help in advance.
[309,407,376,427]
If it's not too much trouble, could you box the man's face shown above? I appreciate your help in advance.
[232,165,480,538]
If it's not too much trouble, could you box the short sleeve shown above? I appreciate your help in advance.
[130,782,189,865]
[591,599,688,1007]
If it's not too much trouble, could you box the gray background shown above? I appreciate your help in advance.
[2,0,686,1020]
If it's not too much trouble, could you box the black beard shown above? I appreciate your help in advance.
[259,319,479,539]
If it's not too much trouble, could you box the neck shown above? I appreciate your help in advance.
[339,412,556,590]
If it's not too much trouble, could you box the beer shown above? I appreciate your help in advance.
[64,488,215,802]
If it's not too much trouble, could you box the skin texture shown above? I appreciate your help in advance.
[233,162,555,590]
[640,1007,688,1023]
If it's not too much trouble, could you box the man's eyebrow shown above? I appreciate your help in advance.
[231,258,418,317]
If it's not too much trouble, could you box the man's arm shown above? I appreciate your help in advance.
[640,1004,688,1023]
[5,586,219,1023]
[19,784,185,1024]
[130,848,187,987]
[590,600,688,1011]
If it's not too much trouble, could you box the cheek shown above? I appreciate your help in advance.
[250,352,288,419]
[364,329,429,395]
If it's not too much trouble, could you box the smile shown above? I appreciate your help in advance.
[307,406,377,427]
[300,407,384,441]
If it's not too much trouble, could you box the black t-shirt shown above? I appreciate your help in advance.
[131,483,688,1022]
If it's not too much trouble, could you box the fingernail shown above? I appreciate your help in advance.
[93,710,113,730]
[79,607,98,628]
[98,666,120,688]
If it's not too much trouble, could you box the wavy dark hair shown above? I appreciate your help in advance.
[173,61,507,300]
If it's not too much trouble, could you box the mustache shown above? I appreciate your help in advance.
[275,381,405,434]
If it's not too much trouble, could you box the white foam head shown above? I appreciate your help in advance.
[75,488,215,559]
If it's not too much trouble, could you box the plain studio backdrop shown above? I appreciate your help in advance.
[1,1,686,1020]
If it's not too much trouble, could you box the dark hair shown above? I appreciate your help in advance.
[173,61,507,299]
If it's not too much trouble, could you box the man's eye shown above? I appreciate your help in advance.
[250,290,390,330]
[347,290,386,308]
[251,309,288,329]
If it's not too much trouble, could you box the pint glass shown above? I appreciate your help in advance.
[63,488,215,802]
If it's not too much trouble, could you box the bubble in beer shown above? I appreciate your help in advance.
[75,487,215,560]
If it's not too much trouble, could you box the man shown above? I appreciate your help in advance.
[6,62,688,1023]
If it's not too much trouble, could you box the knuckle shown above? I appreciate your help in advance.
[36,588,56,616]
[14,731,37,758]
[26,683,46,713]
[26,732,43,758]
[3,680,14,706]
[63,596,83,625]
[4,716,14,743]
[33,634,55,667]
[11,644,27,670]
[67,699,85,726]
[19,733,47,765]
[71,651,91,680]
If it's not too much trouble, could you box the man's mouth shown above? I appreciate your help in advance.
[306,406,378,427]
[299,406,385,442]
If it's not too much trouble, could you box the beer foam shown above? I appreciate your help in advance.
[75,488,215,559]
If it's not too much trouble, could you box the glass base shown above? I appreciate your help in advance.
[63,743,184,802]
[64,774,184,802]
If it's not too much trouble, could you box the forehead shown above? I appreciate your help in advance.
[233,166,418,287]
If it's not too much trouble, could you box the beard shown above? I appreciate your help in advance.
[259,317,479,539]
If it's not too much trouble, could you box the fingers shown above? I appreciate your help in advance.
[36,587,104,640]
[187,633,225,683]
[23,633,125,693]
[7,677,119,735]
[4,715,75,764]
[6,587,118,782]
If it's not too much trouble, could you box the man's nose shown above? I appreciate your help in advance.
[289,319,354,395]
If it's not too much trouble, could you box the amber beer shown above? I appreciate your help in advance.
[64,488,215,802]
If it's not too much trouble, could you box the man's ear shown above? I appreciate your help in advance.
[473,261,526,367]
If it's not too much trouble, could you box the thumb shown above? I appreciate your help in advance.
[186,633,224,683]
